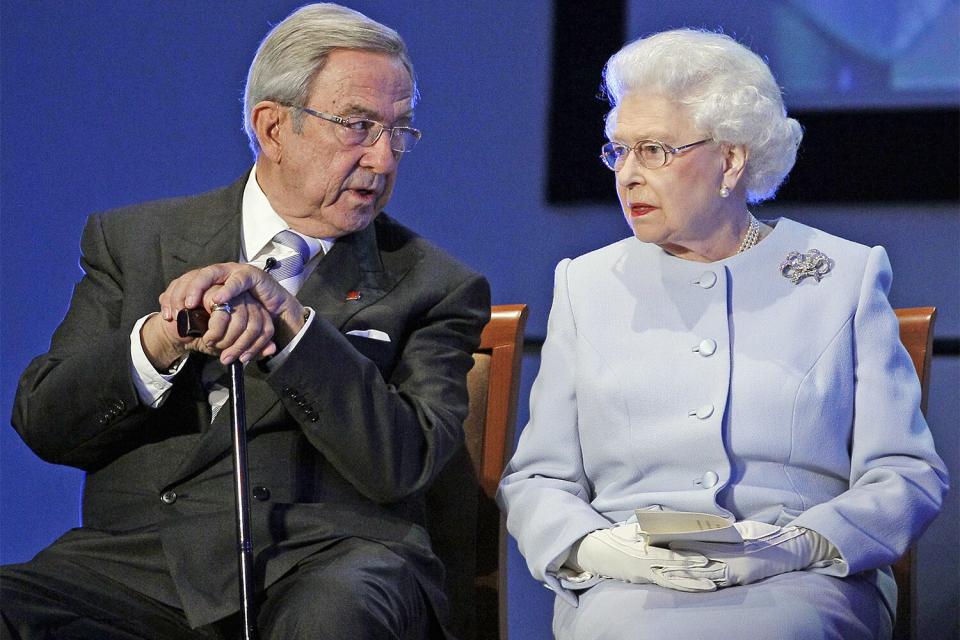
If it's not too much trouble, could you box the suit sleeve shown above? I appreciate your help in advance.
[266,265,491,504]
[12,213,155,470]
[497,260,612,602]
[791,246,949,574]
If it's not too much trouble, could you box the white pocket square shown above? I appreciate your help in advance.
[346,329,391,343]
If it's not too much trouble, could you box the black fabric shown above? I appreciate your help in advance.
[0,554,223,640]
[0,537,438,640]
[254,538,435,639]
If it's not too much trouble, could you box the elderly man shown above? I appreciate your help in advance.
[1,4,489,639]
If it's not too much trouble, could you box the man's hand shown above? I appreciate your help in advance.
[667,521,840,587]
[566,523,717,592]
[141,262,307,370]
[160,262,305,348]
[142,285,277,368]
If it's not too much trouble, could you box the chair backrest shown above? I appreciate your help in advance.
[891,307,937,640]
[426,304,528,640]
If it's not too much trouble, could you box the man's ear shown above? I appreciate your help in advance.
[251,101,284,162]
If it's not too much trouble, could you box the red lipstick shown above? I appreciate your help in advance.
[629,203,656,218]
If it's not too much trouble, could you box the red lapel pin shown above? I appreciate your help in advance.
[345,290,362,302]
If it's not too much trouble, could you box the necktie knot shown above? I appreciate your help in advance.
[268,230,311,282]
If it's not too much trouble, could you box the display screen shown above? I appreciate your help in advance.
[625,0,960,110]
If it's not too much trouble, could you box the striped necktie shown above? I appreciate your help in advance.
[269,230,311,293]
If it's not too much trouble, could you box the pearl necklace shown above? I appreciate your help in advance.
[737,214,760,254]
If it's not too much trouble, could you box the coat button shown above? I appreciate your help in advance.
[694,471,719,489]
[688,404,714,419]
[160,490,178,504]
[252,486,271,501]
[694,271,717,288]
[693,339,717,357]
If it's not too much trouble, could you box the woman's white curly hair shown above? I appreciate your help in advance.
[603,29,802,203]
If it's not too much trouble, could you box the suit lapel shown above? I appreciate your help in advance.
[297,217,410,331]
[159,179,247,284]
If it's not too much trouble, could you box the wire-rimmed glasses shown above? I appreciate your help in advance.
[599,138,712,171]
[291,105,422,153]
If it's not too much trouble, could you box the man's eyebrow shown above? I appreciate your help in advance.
[340,103,414,125]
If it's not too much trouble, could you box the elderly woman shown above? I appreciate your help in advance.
[498,29,948,639]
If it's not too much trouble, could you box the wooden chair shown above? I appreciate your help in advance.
[426,304,528,640]
[892,307,937,640]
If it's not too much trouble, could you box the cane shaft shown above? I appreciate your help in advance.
[229,361,258,640]
[176,310,258,638]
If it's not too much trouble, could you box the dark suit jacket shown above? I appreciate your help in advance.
[12,174,491,629]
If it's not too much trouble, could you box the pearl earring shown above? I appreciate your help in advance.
[719,186,730,198]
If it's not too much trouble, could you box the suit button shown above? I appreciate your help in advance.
[693,339,717,357]
[694,271,717,288]
[160,490,178,504]
[252,486,271,501]
[296,399,307,407]
[688,404,714,419]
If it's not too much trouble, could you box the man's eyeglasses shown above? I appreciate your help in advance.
[599,138,711,171]
[292,106,422,153]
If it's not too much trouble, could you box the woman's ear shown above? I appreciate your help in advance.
[721,143,749,191]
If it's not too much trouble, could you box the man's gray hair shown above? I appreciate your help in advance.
[243,3,417,156]
[603,29,802,204]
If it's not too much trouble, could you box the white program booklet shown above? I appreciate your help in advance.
[634,511,743,545]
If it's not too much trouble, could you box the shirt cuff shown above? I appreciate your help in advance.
[262,307,315,372]
[130,313,188,408]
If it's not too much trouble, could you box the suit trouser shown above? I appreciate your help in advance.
[1,536,435,640]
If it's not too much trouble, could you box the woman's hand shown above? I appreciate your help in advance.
[667,521,841,587]
[566,522,717,592]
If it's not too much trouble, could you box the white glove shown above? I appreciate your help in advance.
[667,520,840,587]
[566,523,718,592]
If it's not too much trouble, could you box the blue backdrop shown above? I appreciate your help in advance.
[2,2,957,637]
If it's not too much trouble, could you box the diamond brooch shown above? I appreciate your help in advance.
[780,249,833,284]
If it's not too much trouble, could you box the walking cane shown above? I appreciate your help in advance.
[178,307,258,640]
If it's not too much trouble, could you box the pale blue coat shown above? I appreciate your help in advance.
[498,218,948,639]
